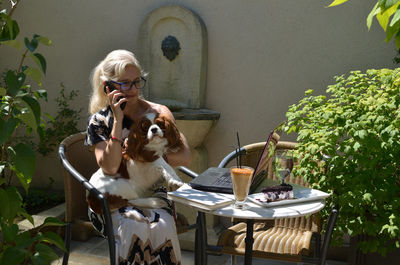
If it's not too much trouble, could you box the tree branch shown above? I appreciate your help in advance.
[7,0,21,17]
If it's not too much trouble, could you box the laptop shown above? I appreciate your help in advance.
[189,131,275,194]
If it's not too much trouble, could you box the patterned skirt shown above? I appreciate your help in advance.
[89,206,182,265]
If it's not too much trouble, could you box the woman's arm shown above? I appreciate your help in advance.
[94,89,126,175]
[94,120,123,175]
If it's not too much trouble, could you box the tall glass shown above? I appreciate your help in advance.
[230,166,254,210]
[274,150,294,184]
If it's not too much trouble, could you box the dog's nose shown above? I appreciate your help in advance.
[151,128,158,134]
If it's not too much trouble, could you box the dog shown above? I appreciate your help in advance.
[87,112,185,214]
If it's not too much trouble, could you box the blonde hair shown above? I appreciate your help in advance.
[89,50,145,114]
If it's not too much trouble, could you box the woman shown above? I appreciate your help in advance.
[85,49,191,265]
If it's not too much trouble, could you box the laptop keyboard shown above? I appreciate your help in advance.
[211,172,232,186]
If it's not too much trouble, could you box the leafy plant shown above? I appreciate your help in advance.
[284,68,400,256]
[328,0,400,48]
[23,188,64,215]
[0,1,65,264]
[38,83,82,156]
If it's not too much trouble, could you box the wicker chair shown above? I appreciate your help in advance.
[58,132,191,265]
[178,139,338,265]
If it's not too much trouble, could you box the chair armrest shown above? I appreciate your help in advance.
[218,147,246,168]
[58,143,116,265]
[177,166,199,179]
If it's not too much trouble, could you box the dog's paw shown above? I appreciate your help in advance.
[167,178,184,191]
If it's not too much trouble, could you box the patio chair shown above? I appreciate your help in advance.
[58,132,191,265]
[177,139,338,265]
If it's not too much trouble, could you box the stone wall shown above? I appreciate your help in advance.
[0,0,395,189]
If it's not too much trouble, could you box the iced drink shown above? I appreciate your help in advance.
[230,166,254,209]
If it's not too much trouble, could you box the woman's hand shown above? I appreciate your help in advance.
[105,86,127,122]
[95,86,128,175]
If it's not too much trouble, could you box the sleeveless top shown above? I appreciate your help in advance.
[85,106,133,149]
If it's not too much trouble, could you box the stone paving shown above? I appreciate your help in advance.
[51,233,347,265]
[24,203,346,265]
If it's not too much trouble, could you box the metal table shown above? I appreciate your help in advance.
[169,189,326,265]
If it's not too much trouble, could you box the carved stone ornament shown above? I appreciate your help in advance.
[161,35,181,61]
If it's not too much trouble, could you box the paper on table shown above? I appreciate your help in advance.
[168,184,235,211]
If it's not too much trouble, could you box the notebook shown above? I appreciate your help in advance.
[189,131,275,194]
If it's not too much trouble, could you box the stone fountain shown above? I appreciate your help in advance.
[138,5,220,229]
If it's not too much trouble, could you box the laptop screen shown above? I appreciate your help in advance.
[249,131,274,193]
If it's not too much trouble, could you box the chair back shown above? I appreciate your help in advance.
[61,132,98,223]
[217,138,322,258]
[221,132,280,169]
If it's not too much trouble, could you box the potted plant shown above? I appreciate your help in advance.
[284,68,400,260]
[0,1,65,264]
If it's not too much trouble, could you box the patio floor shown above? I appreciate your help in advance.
[23,203,347,265]
[51,235,348,265]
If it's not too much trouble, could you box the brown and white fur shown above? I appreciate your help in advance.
[87,113,184,214]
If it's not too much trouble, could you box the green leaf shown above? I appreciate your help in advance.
[34,243,59,262]
[2,39,22,50]
[42,231,66,252]
[30,53,47,74]
[24,67,43,86]
[363,193,372,202]
[327,0,349,7]
[42,217,65,227]
[1,223,19,243]
[376,2,400,31]
[0,247,27,265]
[385,21,400,41]
[0,13,20,41]
[12,143,36,187]
[20,211,34,226]
[5,70,26,96]
[24,36,38,52]
[21,95,41,128]
[0,118,18,145]
[395,32,400,48]
[0,187,23,224]
[30,255,46,265]
[390,9,400,26]
[385,0,400,9]
[14,231,35,248]
[16,112,37,131]
[34,89,48,101]
[367,3,381,30]
[36,35,52,46]
[305,89,314,95]
[0,86,6,96]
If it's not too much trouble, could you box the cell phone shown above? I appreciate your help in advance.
[104,81,126,110]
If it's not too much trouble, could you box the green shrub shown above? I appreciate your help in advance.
[38,83,82,156]
[285,68,400,255]
[0,1,65,264]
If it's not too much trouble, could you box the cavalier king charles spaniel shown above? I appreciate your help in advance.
[87,113,185,214]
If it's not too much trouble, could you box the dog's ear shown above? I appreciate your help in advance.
[117,153,130,179]
[126,124,139,159]
[126,119,158,162]
[163,117,184,151]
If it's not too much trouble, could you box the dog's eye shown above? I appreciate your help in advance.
[156,121,166,130]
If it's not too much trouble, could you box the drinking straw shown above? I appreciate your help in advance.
[235,147,239,168]
[236,132,241,168]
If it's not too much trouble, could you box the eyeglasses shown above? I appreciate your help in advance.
[110,77,147,91]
